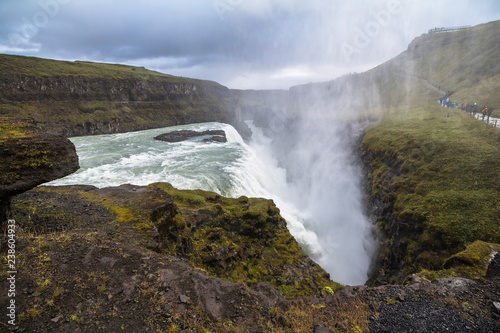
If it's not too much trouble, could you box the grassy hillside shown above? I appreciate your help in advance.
[363,104,500,280]
[361,21,500,283]
[411,21,500,90]
[0,54,181,81]
[378,19,500,117]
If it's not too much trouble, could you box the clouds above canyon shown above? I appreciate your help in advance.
[1,0,499,88]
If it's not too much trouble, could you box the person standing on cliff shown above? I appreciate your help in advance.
[487,106,494,123]
[481,106,488,121]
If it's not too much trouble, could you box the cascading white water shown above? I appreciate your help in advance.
[225,123,325,260]
[47,121,373,285]
[272,118,375,284]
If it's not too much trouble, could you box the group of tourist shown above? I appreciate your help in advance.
[438,96,494,121]
[439,96,458,109]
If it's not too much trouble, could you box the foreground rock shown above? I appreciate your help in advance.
[2,183,499,332]
[10,184,335,296]
[487,252,500,278]
[2,183,331,331]
[0,118,79,227]
[154,129,227,143]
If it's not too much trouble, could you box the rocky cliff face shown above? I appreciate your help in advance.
[0,118,79,228]
[0,55,250,137]
[360,104,500,286]
[360,148,418,285]
[1,75,204,103]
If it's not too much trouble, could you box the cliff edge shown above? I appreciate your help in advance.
[0,118,79,228]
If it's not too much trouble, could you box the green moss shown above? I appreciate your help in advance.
[136,222,153,233]
[0,119,31,140]
[386,298,397,305]
[277,284,298,298]
[440,241,500,279]
[108,206,137,223]
[417,268,458,281]
[0,118,64,188]
[172,214,186,229]
[12,179,337,300]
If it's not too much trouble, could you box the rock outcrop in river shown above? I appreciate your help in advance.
[154,129,227,143]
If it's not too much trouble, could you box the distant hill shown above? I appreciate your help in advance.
[360,21,500,284]
[0,54,242,136]
[376,19,500,113]
[285,20,500,119]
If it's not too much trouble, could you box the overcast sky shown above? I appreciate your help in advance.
[1,0,499,89]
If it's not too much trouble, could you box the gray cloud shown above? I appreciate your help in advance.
[1,0,499,88]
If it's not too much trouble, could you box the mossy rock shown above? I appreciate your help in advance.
[0,117,79,229]
[149,182,340,298]
[442,241,500,279]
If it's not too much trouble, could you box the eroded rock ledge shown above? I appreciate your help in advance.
[0,118,79,227]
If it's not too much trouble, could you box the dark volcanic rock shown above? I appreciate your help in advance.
[11,185,114,235]
[486,252,500,278]
[203,134,227,143]
[0,118,79,226]
[371,298,496,333]
[154,129,227,143]
[369,278,500,333]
